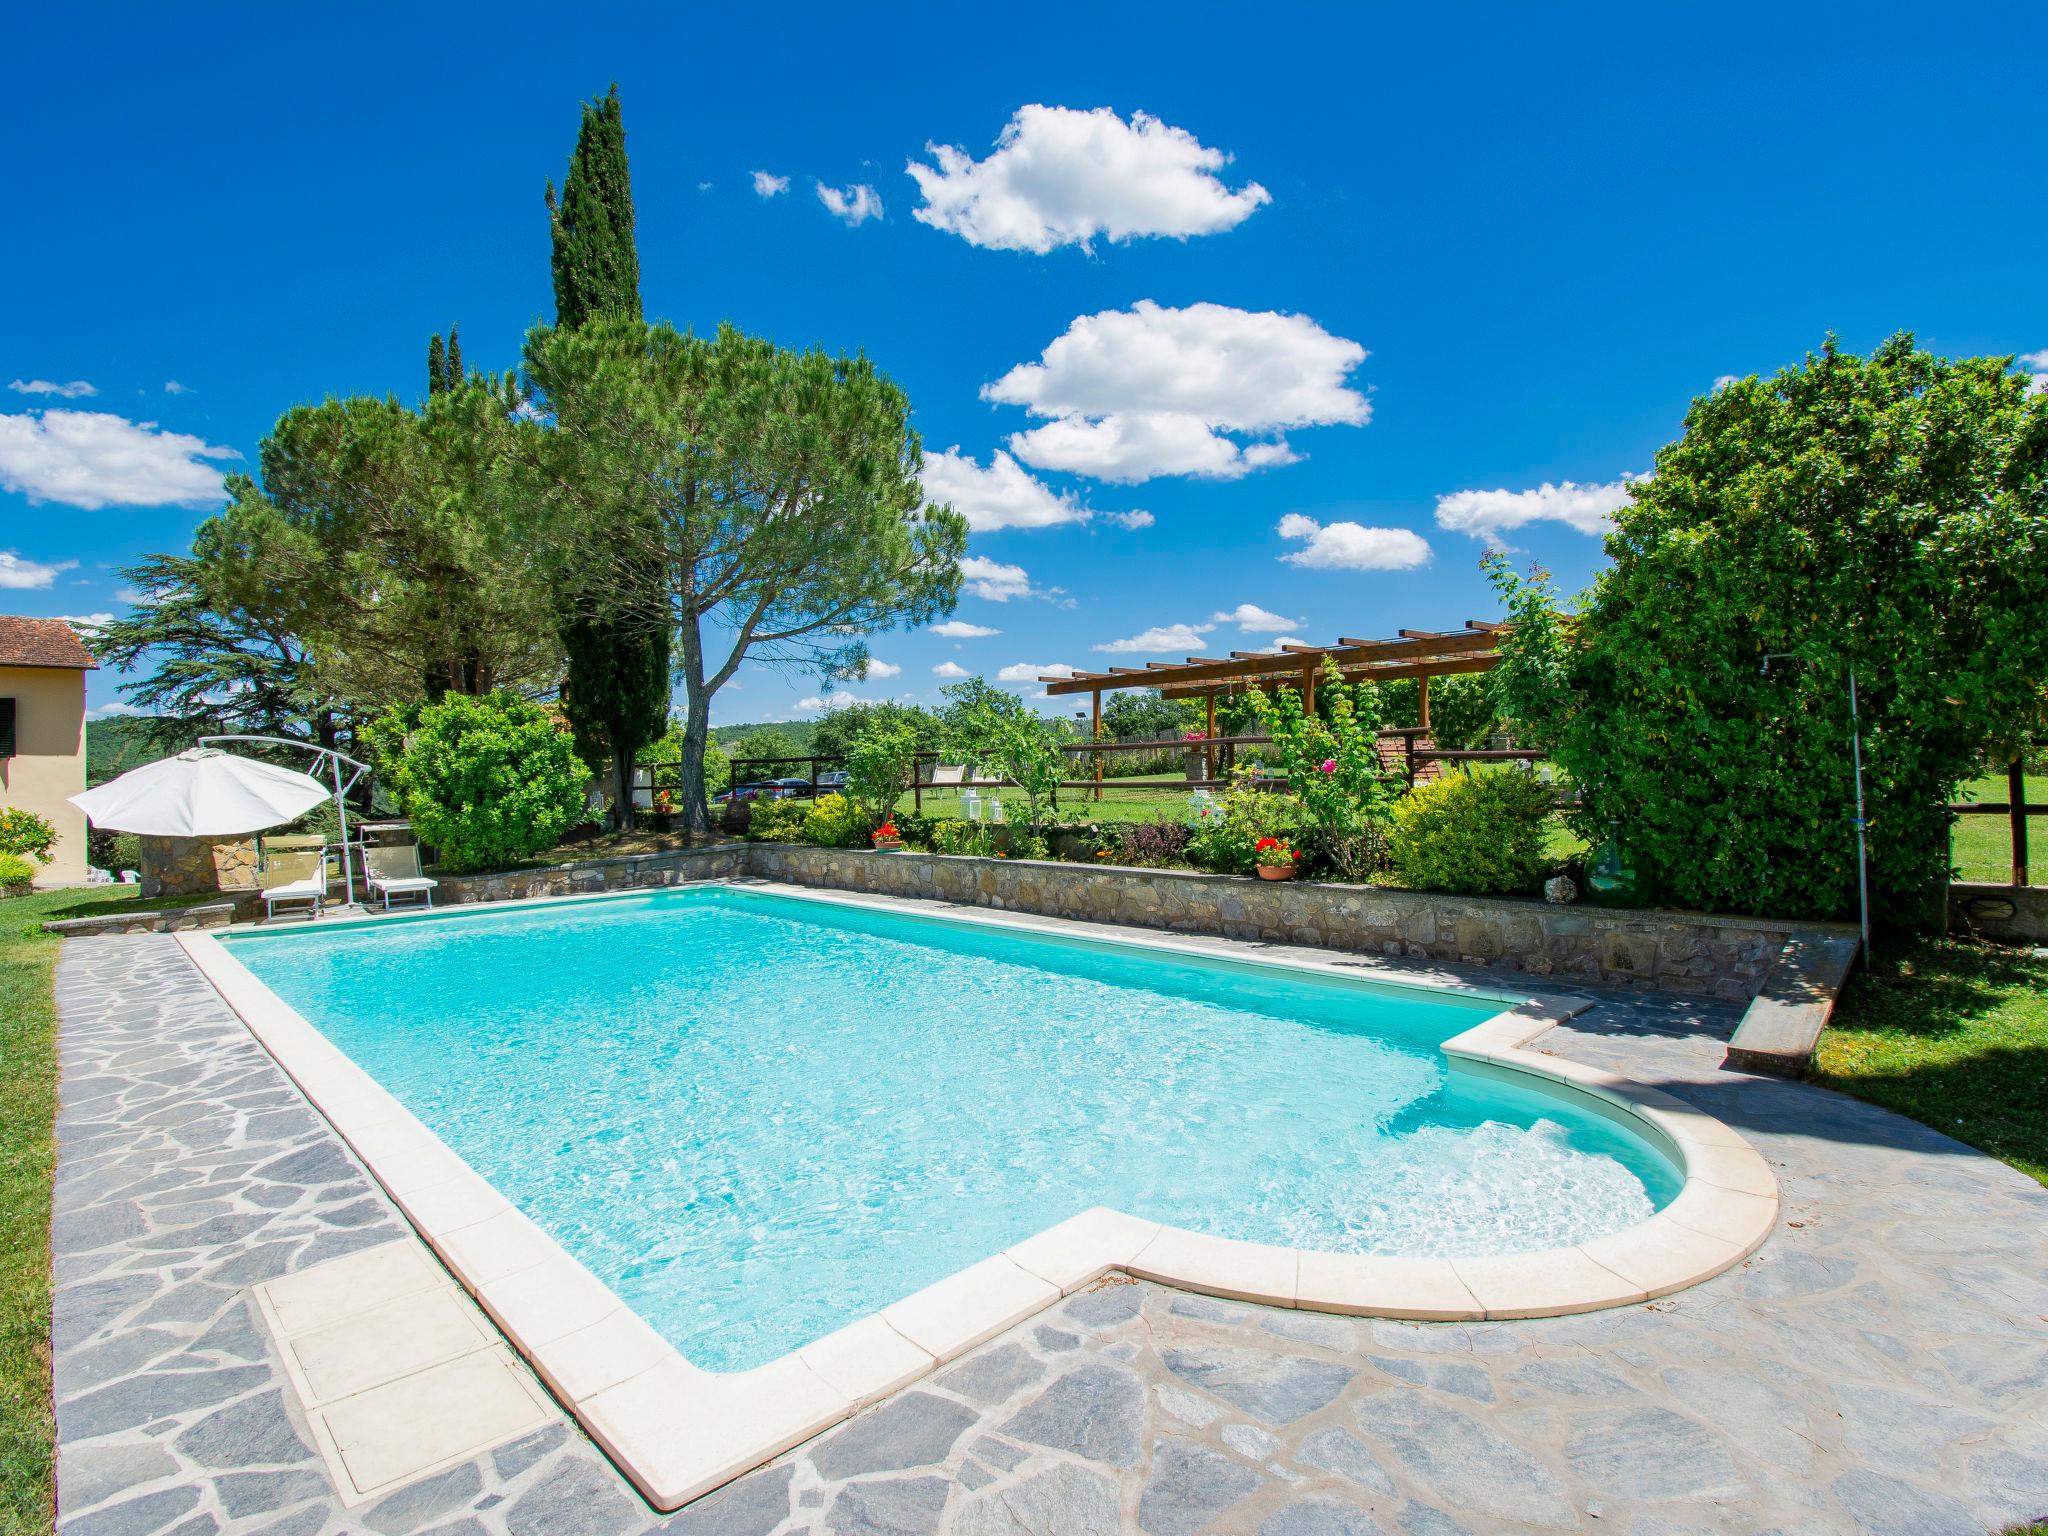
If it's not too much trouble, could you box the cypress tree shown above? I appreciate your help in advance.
[427,333,447,397]
[546,84,668,830]
[544,84,643,328]
[446,326,463,385]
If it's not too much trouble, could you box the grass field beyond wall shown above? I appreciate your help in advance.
[1,885,138,1536]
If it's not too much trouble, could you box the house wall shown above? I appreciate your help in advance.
[0,664,90,885]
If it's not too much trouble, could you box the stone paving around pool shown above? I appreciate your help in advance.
[51,933,2048,1536]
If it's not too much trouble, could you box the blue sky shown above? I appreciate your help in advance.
[6,3,2044,726]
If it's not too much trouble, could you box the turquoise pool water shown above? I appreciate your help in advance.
[225,886,1680,1371]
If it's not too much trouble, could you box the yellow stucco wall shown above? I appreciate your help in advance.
[1,664,90,885]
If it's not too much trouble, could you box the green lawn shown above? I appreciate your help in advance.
[1,884,140,1536]
[1814,936,2048,1186]
[1951,771,2046,884]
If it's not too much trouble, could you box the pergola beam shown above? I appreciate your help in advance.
[1042,622,1503,696]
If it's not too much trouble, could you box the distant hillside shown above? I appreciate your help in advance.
[85,715,202,787]
[709,720,815,750]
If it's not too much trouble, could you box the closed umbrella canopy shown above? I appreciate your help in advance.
[69,748,330,839]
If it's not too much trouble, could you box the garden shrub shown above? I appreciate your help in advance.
[1244,659,1399,878]
[931,820,995,857]
[1187,777,1300,876]
[0,852,36,892]
[1488,334,2048,924]
[844,722,920,831]
[368,692,588,874]
[1388,767,1557,895]
[743,798,809,842]
[1113,818,1191,867]
[0,808,58,865]
[801,793,868,847]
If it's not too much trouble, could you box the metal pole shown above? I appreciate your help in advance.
[2010,757,2029,888]
[331,749,356,907]
[1848,668,1870,959]
[1092,689,1103,802]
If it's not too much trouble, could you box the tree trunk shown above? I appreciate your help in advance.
[611,744,636,833]
[677,615,713,834]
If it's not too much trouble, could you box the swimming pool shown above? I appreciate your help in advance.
[221,883,1682,1373]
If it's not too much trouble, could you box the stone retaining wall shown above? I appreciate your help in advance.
[437,843,747,904]
[748,844,1839,1001]
[1948,880,2048,944]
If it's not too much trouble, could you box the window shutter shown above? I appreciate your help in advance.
[0,698,14,758]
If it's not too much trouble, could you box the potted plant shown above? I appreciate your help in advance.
[870,819,904,851]
[1254,836,1300,881]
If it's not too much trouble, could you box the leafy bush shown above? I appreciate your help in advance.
[1187,777,1300,876]
[931,819,995,856]
[1244,658,1399,878]
[941,679,1069,829]
[1389,767,1558,895]
[743,798,809,842]
[0,852,36,891]
[801,793,868,847]
[368,693,588,874]
[1112,818,1191,867]
[1487,334,2048,924]
[0,808,58,865]
[845,721,921,831]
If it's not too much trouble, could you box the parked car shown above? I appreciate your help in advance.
[815,770,849,790]
[716,778,815,804]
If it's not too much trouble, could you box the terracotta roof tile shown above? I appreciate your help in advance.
[0,615,99,670]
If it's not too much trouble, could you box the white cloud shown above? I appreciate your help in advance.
[9,379,96,399]
[922,447,1091,531]
[986,301,1367,483]
[2022,349,2048,395]
[1103,509,1154,529]
[863,659,902,678]
[1267,636,1306,650]
[0,409,238,510]
[906,104,1270,255]
[1432,479,1634,546]
[1211,602,1300,633]
[54,611,114,631]
[1713,374,1739,390]
[163,380,190,395]
[794,689,862,714]
[1093,622,1215,654]
[752,170,790,198]
[997,661,1074,682]
[932,660,970,678]
[816,181,883,225]
[960,555,1039,602]
[1275,513,1432,572]
[86,701,147,721]
[930,619,999,638]
[0,551,77,589]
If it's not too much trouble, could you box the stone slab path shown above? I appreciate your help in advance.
[50,934,2048,1535]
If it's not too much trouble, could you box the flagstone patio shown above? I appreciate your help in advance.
[49,933,2048,1535]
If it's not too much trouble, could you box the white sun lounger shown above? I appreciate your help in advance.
[365,842,437,911]
[260,845,327,923]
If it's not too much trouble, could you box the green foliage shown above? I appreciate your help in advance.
[644,722,728,796]
[1111,817,1191,867]
[545,84,642,329]
[844,720,921,830]
[727,727,802,775]
[368,693,589,873]
[1489,334,2048,924]
[0,809,58,866]
[519,317,967,832]
[0,853,35,890]
[1243,658,1398,877]
[1377,674,1505,751]
[810,700,941,761]
[427,333,448,397]
[742,798,809,842]
[1388,767,1558,895]
[559,546,670,829]
[1186,774,1301,876]
[940,680,1068,829]
[801,793,868,847]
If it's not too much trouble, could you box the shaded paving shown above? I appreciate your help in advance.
[51,934,2048,1534]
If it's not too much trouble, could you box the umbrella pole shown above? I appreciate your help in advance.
[332,751,356,907]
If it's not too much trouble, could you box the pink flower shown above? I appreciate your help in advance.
[1319,758,1337,774]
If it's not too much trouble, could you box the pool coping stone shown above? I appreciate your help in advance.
[171,875,1780,1511]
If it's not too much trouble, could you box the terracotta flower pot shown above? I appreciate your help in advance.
[871,836,903,851]
[1256,864,1296,881]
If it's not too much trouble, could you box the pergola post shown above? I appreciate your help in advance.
[1301,663,1316,717]
[1092,688,1103,802]
[2013,757,2031,887]
[1203,694,1216,781]
[1418,675,1432,733]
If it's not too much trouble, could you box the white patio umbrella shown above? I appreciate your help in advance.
[69,748,330,839]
